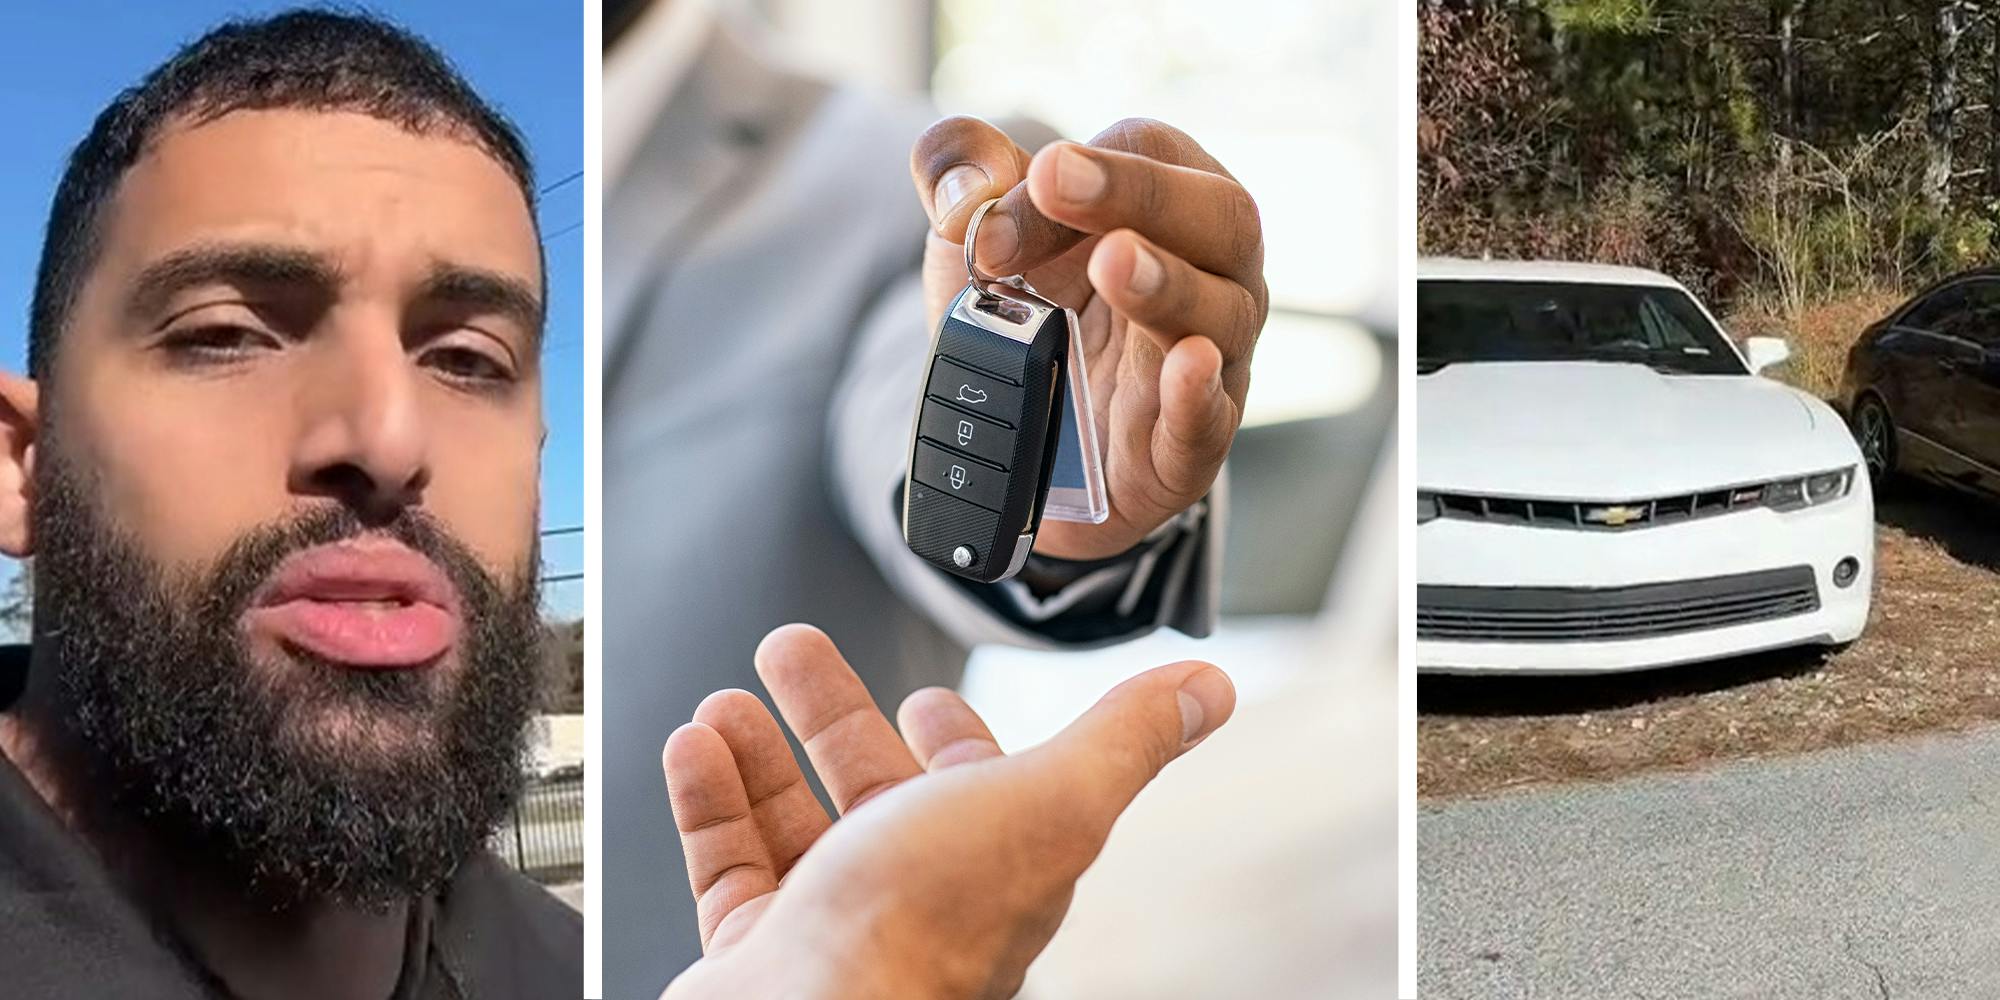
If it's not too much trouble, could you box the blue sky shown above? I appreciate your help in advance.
[0,2,584,620]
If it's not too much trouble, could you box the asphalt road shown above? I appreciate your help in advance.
[1420,724,2000,998]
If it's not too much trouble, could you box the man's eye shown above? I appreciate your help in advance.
[425,346,515,383]
[160,325,278,360]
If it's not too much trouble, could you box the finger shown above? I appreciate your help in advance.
[1024,661,1236,842]
[1085,116,1235,177]
[910,115,1031,239]
[1084,229,1264,362]
[1027,140,1264,284]
[912,115,1085,279]
[753,623,923,814]
[1000,119,1248,280]
[1153,335,1240,498]
[896,686,1005,770]
[662,723,780,954]
[692,689,831,876]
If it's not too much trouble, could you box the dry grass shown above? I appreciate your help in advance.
[1724,289,1906,399]
[1417,483,2000,800]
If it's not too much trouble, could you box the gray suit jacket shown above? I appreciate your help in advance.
[601,21,1219,996]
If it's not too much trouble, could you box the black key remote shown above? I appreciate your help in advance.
[902,204,1073,583]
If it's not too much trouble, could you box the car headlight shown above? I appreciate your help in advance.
[1805,468,1852,504]
[1763,479,1805,510]
[1417,492,1440,524]
[1764,466,1854,511]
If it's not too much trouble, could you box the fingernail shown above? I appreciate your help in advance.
[1055,145,1106,203]
[974,207,1018,271]
[1128,244,1164,296]
[1177,668,1233,744]
[933,163,989,221]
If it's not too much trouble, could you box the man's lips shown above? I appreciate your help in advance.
[243,539,463,669]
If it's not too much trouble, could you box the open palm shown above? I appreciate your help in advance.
[658,624,1234,1000]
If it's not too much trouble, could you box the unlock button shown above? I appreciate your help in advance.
[918,402,1015,469]
[913,441,1008,513]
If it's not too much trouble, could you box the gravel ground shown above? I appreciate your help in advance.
[1418,481,2000,799]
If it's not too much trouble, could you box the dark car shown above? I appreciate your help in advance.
[1840,269,2000,499]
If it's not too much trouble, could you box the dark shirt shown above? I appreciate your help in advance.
[0,646,581,998]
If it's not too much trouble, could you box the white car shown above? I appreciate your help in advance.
[1417,258,1874,673]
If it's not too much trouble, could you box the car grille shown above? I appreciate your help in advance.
[1417,565,1821,642]
[1431,482,1778,531]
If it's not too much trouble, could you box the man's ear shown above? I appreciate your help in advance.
[0,372,40,558]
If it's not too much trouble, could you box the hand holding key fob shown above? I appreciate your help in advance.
[902,198,1075,583]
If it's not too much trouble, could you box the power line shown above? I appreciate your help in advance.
[537,527,584,584]
[538,170,583,197]
[540,220,580,245]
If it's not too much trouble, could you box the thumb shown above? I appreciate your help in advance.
[910,115,1029,239]
[1025,661,1235,839]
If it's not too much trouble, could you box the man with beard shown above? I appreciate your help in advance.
[0,11,578,998]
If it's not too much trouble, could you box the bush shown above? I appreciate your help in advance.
[1422,172,1712,297]
[1724,288,1906,399]
[1899,206,1995,279]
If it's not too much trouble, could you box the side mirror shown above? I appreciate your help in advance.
[1744,336,1791,374]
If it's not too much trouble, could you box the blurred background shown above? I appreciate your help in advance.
[743,0,1397,995]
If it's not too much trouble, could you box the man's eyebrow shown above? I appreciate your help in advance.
[126,243,341,322]
[415,264,546,350]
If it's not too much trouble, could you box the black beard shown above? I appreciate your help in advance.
[30,443,544,909]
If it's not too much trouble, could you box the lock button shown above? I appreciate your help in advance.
[918,402,1015,469]
[913,441,1007,512]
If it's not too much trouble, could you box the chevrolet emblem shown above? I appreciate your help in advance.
[1586,504,1646,527]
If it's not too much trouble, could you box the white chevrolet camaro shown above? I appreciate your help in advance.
[1417,258,1875,673]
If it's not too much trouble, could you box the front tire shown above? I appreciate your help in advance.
[1851,393,1897,494]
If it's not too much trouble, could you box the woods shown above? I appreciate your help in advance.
[1418,0,2000,326]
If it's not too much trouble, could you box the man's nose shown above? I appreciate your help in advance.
[289,331,430,521]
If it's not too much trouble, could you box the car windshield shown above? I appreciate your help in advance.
[1417,278,1748,376]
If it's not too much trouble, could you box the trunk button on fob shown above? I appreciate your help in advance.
[927,357,1022,424]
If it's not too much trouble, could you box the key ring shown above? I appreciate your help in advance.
[964,197,1004,285]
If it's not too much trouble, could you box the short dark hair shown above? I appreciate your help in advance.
[27,8,538,378]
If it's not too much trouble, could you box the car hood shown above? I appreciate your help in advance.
[1418,362,1861,497]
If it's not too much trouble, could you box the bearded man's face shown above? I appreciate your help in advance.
[12,108,548,905]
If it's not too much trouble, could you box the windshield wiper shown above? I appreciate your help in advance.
[1417,357,1452,374]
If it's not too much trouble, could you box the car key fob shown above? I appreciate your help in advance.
[902,200,1073,583]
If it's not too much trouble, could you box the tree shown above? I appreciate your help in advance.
[1989,6,2000,197]
[1419,0,1997,304]
[538,617,584,714]
[1925,0,1966,212]
[1775,0,1808,172]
